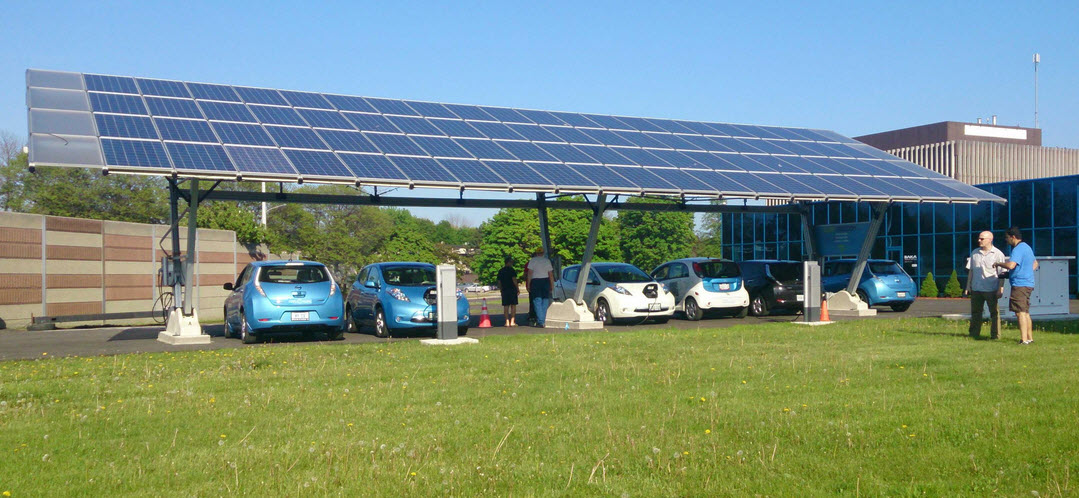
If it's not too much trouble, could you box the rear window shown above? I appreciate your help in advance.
[869,262,904,275]
[383,266,436,286]
[767,263,801,282]
[596,265,653,283]
[259,265,329,283]
[695,261,741,278]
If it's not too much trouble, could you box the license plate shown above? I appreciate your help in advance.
[291,311,309,321]
[796,294,804,301]
[649,303,662,311]
[897,292,907,298]
[427,312,436,320]
[719,283,730,290]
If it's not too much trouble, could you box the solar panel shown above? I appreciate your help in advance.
[28,69,1002,203]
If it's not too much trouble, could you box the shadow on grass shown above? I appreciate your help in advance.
[1031,320,1079,335]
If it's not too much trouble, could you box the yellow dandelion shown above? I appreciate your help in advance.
[3,490,10,496]
[741,380,746,384]
[783,407,790,412]
[700,397,706,402]
[683,451,689,455]
[705,429,711,434]
[220,434,227,438]
[42,352,48,356]
[410,472,417,476]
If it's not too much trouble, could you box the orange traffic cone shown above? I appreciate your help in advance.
[478,298,492,328]
[820,298,830,322]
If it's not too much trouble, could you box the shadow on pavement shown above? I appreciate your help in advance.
[107,327,163,341]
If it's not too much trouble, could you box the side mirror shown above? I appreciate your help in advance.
[364,280,379,289]
[223,282,234,291]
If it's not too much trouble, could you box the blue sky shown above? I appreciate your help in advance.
[5,1,1077,225]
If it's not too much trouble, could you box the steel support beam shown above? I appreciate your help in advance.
[573,194,608,304]
[845,202,890,296]
[169,179,183,309]
[799,203,819,261]
[537,193,551,257]
[183,180,199,316]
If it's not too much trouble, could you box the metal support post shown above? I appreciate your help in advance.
[573,194,607,305]
[158,179,209,345]
[537,193,551,257]
[799,203,818,261]
[183,180,199,316]
[845,202,889,296]
[169,180,183,307]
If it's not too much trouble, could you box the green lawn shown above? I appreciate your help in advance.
[2,318,1077,496]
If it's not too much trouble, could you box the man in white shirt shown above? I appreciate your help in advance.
[526,248,555,327]
[964,230,1006,339]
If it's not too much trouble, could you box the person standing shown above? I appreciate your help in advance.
[526,247,555,327]
[994,226,1036,344]
[497,256,519,327]
[964,231,1006,339]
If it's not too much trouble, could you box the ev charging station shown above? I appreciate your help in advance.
[802,261,822,322]
[422,264,479,346]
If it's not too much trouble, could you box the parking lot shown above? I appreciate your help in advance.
[3,297,1065,362]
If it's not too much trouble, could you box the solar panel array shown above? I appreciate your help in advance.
[26,69,1001,203]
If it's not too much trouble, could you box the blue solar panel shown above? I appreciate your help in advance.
[642,132,700,150]
[454,138,517,160]
[677,134,732,152]
[536,143,598,164]
[136,78,191,98]
[316,129,379,153]
[721,153,774,172]
[279,90,333,109]
[266,126,328,149]
[283,150,353,178]
[847,143,898,161]
[248,105,307,126]
[757,173,824,195]
[735,124,784,140]
[89,93,148,115]
[507,124,563,143]
[744,139,795,155]
[389,156,458,183]
[429,119,486,138]
[165,143,234,172]
[225,146,297,175]
[198,101,256,123]
[85,74,138,94]
[700,122,746,137]
[614,116,664,133]
[338,153,408,180]
[155,118,217,143]
[211,122,275,146]
[798,129,844,142]
[480,107,533,124]
[682,170,753,194]
[516,109,566,126]
[722,172,789,195]
[496,141,558,162]
[761,126,814,141]
[297,109,355,130]
[94,114,159,139]
[644,167,717,193]
[645,118,698,134]
[145,97,203,118]
[364,133,426,156]
[234,87,288,106]
[611,147,671,167]
[803,157,862,176]
[584,114,633,130]
[709,136,764,153]
[483,161,549,186]
[885,160,936,178]
[410,136,473,158]
[443,103,496,121]
[403,101,459,119]
[187,83,240,102]
[386,116,443,136]
[438,159,506,184]
[605,166,676,190]
[571,165,637,190]
[542,126,601,144]
[750,155,809,173]
[804,175,862,198]
[577,145,632,165]
[343,113,400,133]
[673,120,722,136]
[773,140,820,156]
[101,139,171,168]
[844,159,896,176]
[525,162,595,188]
[547,111,602,128]
[579,128,635,147]
[324,94,379,113]
[851,176,918,198]
[648,149,705,169]
[470,121,526,140]
[364,97,419,116]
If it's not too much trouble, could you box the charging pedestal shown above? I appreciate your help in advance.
[422,264,478,346]
[795,260,833,326]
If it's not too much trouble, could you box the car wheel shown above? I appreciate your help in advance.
[750,296,769,317]
[374,308,390,338]
[732,306,748,319]
[345,305,358,334]
[458,326,469,336]
[595,299,612,325]
[890,303,911,312]
[240,313,258,344]
[223,307,234,338]
[684,297,703,321]
[856,289,870,306]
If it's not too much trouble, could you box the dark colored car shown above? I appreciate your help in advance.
[738,260,805,316]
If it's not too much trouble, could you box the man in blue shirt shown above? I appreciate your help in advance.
[994,226,1037,344]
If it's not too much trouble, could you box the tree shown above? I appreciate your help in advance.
[195,201,267,245]
[943,269,963,298]
[694,200,724,258]
[378,225,438,264]
[475,209,540,285]
[616,198,695,272]
[547,201,619,265]
[919,272,939,298]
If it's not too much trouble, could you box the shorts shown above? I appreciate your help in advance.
[1009,286,1033,313]
[501,290,518,306]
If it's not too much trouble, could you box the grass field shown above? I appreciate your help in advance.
[2,318,1077,496]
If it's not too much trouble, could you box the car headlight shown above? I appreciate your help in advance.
[388,287,410,302]
[608,285,632,296]
[455,289,464,299]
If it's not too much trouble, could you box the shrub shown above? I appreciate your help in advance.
[943,270,964,297]
[919,272,939,297]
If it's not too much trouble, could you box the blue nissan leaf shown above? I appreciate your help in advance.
[345,262,470,337]
[223,260,346,343]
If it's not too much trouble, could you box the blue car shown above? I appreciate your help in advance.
[821,259,917,312]
[223,260,346,343]
[345,262,470,338]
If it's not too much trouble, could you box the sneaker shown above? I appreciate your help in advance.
[1020,340,1033,345]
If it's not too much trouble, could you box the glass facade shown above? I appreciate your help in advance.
[722,175,1079,296]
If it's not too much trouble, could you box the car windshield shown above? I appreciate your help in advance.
[596,265,653,283]
[696,261,741,278]
[383,266,436,286]
[869,262,905,275]
[258,265,329,283]
[768,263,801,282]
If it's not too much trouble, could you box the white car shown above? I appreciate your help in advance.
[651,258,749,320]
[553,262,676,324]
